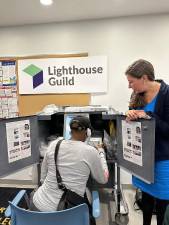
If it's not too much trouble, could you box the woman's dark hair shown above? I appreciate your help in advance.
[129,92,146,109]
[125,59,155,108]
[125,59,155,81]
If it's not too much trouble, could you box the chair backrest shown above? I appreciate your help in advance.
[10,202,90,225]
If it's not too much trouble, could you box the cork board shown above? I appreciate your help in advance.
[1,53,90,116]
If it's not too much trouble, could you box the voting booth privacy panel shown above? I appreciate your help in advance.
[0,112,86,178]
[116,115,155,183]
[0,115,39,177]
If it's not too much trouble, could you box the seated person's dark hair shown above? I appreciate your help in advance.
[70,116,91,131]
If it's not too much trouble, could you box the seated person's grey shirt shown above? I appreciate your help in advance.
[33,139,108,211]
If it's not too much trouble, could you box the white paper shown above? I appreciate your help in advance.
[8,97,17,106]
[6,120,31,163]
[0,67,3,76]
[9,105,18,113]
[0,89,5,96]
[1,104,8,110]
[1,98,8,104]
[5,88,12,96]
[9,65,16,76]
[122,120,143,166]
[0,77,3,84]
[8,112,18,118]
[2,109,9,118]
[2,66,10,84]
[2,65,16,85]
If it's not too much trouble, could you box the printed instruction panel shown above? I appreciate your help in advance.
[122,120,143,166]
[6,120,31,163]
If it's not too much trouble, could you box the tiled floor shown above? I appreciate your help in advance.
[97,188,156,225]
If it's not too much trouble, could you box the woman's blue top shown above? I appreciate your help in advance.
[132,96,169,199]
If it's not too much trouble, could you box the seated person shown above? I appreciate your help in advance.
[30,116,109,216]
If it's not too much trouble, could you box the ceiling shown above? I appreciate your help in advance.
[1,0,169,27]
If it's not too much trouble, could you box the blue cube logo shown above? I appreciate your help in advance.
[23,64,43,88]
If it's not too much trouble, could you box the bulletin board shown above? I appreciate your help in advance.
[0,60,18,119]
[0,53,90,117]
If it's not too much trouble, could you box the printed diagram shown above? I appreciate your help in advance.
[122,120,143,166]
[6,120,31,163]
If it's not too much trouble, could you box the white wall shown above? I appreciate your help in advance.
[1,13,169,184]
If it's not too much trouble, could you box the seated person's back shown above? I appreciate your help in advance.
[32,115,109,211]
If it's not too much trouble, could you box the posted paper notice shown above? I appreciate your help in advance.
[6,120,31,163]
[122,120,143,166]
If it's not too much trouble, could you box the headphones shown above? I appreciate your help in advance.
[86,128,91,137]
[71,126,91,136]
[71,126,85,131]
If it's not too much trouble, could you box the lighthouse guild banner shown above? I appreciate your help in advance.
[18,56,107,94]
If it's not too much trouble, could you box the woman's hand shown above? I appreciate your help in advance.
[125,110,149,121]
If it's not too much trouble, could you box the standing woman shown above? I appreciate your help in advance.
[125,59,169,225]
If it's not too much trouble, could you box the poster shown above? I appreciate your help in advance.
[6,120,31,163]
[122,120,143,166]
[0,61,18,119]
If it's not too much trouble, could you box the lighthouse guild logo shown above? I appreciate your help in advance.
[23,64,43,89]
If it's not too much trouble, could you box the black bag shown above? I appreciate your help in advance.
[57,189,87,211]
[57,190,67,211]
